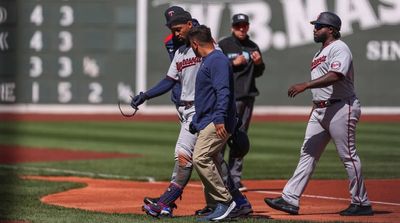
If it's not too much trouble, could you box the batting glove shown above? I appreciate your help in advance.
[131,92,148,109]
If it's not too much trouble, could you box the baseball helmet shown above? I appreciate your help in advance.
[310,11,341,30]
[228,129,250,158]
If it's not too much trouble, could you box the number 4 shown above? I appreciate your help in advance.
[30,5,43,26]
[30,31,43,52]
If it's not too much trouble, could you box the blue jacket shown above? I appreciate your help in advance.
[192,50,237,133]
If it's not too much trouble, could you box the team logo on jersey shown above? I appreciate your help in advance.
[331,61,341,70]
[176,56,201,72]
[310,55,326,70]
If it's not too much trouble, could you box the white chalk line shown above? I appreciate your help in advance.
[185,183,400,207]
[2,164,399,207]
[0,164,156,182]
[253,190,400,207]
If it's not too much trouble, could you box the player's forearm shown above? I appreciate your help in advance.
[306,71,343,89]
[145,77,176,99]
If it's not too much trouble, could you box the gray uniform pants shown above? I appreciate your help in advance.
[228,97,255,186]
[170,105,197,187]
[282,97,371,207]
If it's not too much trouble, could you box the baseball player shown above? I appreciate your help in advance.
[140,6,194,214]
[132,8,251,218]
[163,6,199,107]
[131,8,199,218]
[264,11,373,216]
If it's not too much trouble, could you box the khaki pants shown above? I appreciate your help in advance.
[193,123,232,204]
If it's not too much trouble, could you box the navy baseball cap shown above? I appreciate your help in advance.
[164,6,192,28]
[310,11,341,30]
[232,13,249,25]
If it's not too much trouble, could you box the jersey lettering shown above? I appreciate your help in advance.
[176,56,202,72]
[310,55,326,71]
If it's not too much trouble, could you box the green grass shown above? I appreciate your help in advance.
[0,120,399,222]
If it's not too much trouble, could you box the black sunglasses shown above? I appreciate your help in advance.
[314,24,330,30]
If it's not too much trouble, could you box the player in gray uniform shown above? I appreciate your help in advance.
[131,9,200,217]
[141,6,199,211]
[132,8,251,218]
[264,12,373,216]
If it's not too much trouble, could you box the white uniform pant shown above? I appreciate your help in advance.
[282,97,371,207]
[170,105,197,187]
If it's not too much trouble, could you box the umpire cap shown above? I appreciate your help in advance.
[228,129,250,158]
[164,6,192,28]
[232,13,249,25]
[310,11,341,30]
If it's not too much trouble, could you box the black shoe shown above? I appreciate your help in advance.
[143,196,177,209]
[339,204,373,216]
[194,206,214,216]
[264,197,299,215]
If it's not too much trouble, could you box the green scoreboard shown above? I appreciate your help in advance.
[1,0,399,113]
[0,0,136,105]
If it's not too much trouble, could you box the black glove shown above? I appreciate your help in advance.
[189,122,197,134]
[131,92,148,109]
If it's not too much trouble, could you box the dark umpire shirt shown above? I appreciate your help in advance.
[218,34,265,100]
[192,49,236,134]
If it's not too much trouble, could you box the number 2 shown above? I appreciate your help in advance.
[88,82,103,103]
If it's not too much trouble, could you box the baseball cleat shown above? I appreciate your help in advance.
[143,196,177,210]
[194,206,214,216]
[339,204,373,216]
[142,204,161,218]
[264,197,299,215]
[143,196,158,205]
[142,203,174,218]
[228,196,253,218]
[160,206,173,217]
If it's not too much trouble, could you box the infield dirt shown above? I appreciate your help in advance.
[24,176,400,223]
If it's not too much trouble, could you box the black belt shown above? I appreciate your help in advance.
[313,99,341,108]
[181,101,194,109]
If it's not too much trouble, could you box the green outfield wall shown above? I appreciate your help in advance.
[0,0,399,112]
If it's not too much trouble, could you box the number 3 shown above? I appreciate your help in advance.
[60,5,74,26]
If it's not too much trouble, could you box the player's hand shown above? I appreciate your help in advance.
[251,51,262,65]
[233,55,247,66]
[131,92,148,109]
[189,122,197,134]
[288,82,309,98]
[215,123,228,139]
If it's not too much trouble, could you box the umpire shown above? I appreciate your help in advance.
[218,13,265,191]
